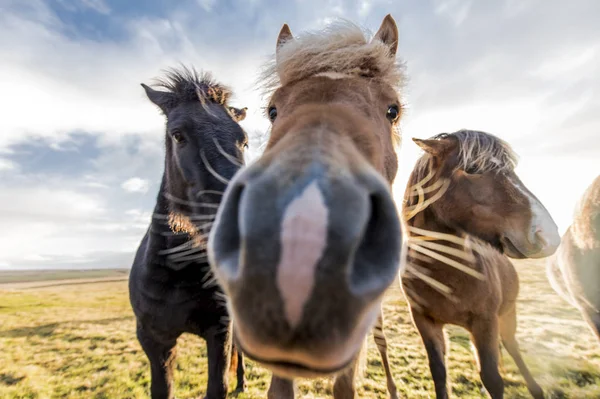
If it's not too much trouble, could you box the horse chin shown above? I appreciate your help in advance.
[500,236,527,259]
[230,304,377,379]
[235,339,355,379]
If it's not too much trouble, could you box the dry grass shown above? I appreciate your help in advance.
[1,259,599,398]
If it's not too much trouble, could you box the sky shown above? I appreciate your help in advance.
[0,0,598,269]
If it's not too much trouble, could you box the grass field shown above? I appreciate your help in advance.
[1,260,599,399]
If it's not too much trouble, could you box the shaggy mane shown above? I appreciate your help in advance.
[154,65,232,106]
[405,130,518,210]
[439,129,517,174]
[426,129,517,175]
[259,20,405,96]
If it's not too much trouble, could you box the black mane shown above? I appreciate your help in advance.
[153,65,232,106]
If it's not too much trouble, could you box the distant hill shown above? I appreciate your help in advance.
[0,268,129,284]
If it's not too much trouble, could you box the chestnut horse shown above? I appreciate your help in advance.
[401,130,560,399]
[209,15,405,398]
[547,175,600,341]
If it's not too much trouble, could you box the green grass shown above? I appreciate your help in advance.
[1,260,599,398]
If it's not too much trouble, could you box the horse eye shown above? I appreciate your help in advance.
[464,166,479,174]
[386,105,400,122]
[268,106,278,122]
[172,132,185,144]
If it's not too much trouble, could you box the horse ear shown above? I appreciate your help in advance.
[141,83,175,114]
[229,107,248,122]
[372,14,398,57]
[276,24,294,56]
[412,138,448,156]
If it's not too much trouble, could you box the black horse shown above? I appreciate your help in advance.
[129,66,248,399]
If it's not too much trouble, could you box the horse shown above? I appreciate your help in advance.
[547,175,600,341]
[401,130,560,399]
[128,66,248,399]
[208,15,406,398]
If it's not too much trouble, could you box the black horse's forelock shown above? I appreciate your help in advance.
[153,65,232,106]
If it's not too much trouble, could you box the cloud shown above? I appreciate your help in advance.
[0,184,149,268]
[0,187,105,222]
[434,0,473,26]
[121,177,150,194]
[196,0,217,12]
[0,158,17,171]
[1,0,599,269]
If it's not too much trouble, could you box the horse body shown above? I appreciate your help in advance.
[547,175,600,339]
[402,130,560,399]
[129,67,248,399]
[208,15,405,398]
[406,237,518,327]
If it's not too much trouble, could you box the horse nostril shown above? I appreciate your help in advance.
[349,189,402,297]
[534,230,547,247]
[209,182,245,281]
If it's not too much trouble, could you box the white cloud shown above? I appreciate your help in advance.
[0,187,105,221]
[22,254,50,262]
[197,0,217,12]
[0,2,268,149]
[79,0,111,14]
[1,0,599,270]
[0,185,146,267]
[0,158,17,171]
[121,177,150,194]
[434,0,473,26]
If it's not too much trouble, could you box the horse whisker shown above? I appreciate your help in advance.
[405,264,456,300]
[152,213,216,224]
[408,226,469,246]
[403,261,432,276]
[201,150,230,185]
[164,192,220,208]
[214,292,228,302]
[160,231,188,237]
[194,189,225,198]
[409,228,490,258]
[409,239,476,263]
[407,165,435,193]
[203,276,219,289]
[168,246,206,260]
[196,221,214,233]
[159,240,194,255]
[402,284,429,311]
[409,242,485,280]
[408,178,447,196]
[166,260,193,270]
[407,249,435,264]
[415,180,425,214]
[171,254,209,263]
[213,137,244,168]
[404,179,450,221]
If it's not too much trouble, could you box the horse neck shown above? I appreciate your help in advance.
[407,206,465,239]
[149,174,194,250]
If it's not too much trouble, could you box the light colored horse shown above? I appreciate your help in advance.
[547,175,600,341]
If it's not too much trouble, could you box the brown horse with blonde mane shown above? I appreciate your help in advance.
[402,130,560,399]
[208,15,405,398]
[547,175,600,341]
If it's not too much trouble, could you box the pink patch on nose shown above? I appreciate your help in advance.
[277,182,328,328]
